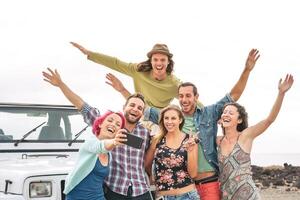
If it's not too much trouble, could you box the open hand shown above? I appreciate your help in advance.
[278,74,294,94]
[70,42,90,55]
[183,134,199,152]
[245,49,260,71]
[105,73,126,92]
[42,68,63,87]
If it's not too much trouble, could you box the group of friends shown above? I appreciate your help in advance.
[42,42,294,200]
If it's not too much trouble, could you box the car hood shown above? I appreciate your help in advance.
[0,157,75,194]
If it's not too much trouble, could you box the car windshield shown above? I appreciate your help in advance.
[0,104,92,142]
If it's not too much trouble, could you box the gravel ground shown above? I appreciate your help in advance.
[260,187,300,200]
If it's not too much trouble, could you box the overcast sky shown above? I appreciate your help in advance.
[0,0,299,155]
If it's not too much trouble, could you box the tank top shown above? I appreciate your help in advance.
[67,158,109,200]
[218,136,260,200]
[154,134,194,191]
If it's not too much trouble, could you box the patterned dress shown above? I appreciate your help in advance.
[218,138,261,200]
[154,134,194,191]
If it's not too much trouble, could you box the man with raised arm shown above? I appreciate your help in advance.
[43,68,153,200]
[107,49,260,200]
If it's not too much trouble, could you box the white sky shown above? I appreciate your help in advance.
[0,0,299,154]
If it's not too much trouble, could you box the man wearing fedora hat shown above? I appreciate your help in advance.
[144,49,260,200]
[70,42,203,109]
[109,49,261,200]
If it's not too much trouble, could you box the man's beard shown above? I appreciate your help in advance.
[125,112,141,124]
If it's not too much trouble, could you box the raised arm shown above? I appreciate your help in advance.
[245,74,294,139]
[42,68,84,110]
[186,139,198,178]
[105,73,131,99]
[145,140,157,175]
[230,49,260,101]
[70,42,136,76]
[70,42,92,56]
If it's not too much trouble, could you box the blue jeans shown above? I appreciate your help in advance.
[162,189,200,200]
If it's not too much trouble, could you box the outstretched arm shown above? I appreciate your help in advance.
[42,68,85,110]
[230,49,260,101]
[245,74,294,139]
[104,129,127,151]
[70,42,92,56]
[70,42,136,76]
[105,73,131,99]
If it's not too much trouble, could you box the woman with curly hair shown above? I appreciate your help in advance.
[217,74,294,200]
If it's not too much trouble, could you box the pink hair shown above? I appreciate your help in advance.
[92,111,125,136]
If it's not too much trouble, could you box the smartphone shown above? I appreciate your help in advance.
[122,129,144,149]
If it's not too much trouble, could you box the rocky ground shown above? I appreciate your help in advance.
[260,187,300,200]
[252,163,300,199]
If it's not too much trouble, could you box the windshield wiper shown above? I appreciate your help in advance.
[68,125,89,146]
[14,121,46,146]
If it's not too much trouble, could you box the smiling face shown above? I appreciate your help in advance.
[220,103,248,132]
[158,105,185,137]
[123,97,145,124]
[162,109,183,133]
[178,86,198,116]
[150,53,169,79]
[98,113,123,139]
[220,105,241,130]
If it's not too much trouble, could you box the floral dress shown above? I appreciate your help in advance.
[154,134,193,191]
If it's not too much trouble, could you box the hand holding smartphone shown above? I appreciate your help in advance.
[121,129,144,149]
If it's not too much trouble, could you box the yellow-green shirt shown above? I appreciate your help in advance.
[88,52,180,109]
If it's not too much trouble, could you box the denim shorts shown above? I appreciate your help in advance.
[161,189,200,200]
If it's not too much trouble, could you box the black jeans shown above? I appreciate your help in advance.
[104,184,152,200]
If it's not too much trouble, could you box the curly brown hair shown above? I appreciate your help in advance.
[221,102,248,132]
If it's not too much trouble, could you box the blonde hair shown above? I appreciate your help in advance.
[152,105,185,144]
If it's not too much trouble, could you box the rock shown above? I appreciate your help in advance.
[290,187,298,191]
[262,179,270,187]
[255,182,263,189]
[284,162,291,169]
[284,174,294,183]
[293,179,300,189]
[251,163,300,190]
[273,178,285,186]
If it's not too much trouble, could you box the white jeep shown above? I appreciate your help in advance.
[0,103,90,200]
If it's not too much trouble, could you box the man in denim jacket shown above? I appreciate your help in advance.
[143,49,260,200]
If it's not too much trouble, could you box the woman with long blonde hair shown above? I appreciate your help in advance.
[145,105,199,200]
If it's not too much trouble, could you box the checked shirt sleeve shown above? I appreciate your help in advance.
[80,102,101,126]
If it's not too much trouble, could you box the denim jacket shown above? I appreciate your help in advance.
[144,94,233,174]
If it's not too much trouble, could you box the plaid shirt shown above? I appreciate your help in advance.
[81,103,151,197]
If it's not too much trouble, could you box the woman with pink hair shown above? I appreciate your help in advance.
[43,68,127,200]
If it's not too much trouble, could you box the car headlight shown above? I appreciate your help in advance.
[29,181,52,198]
